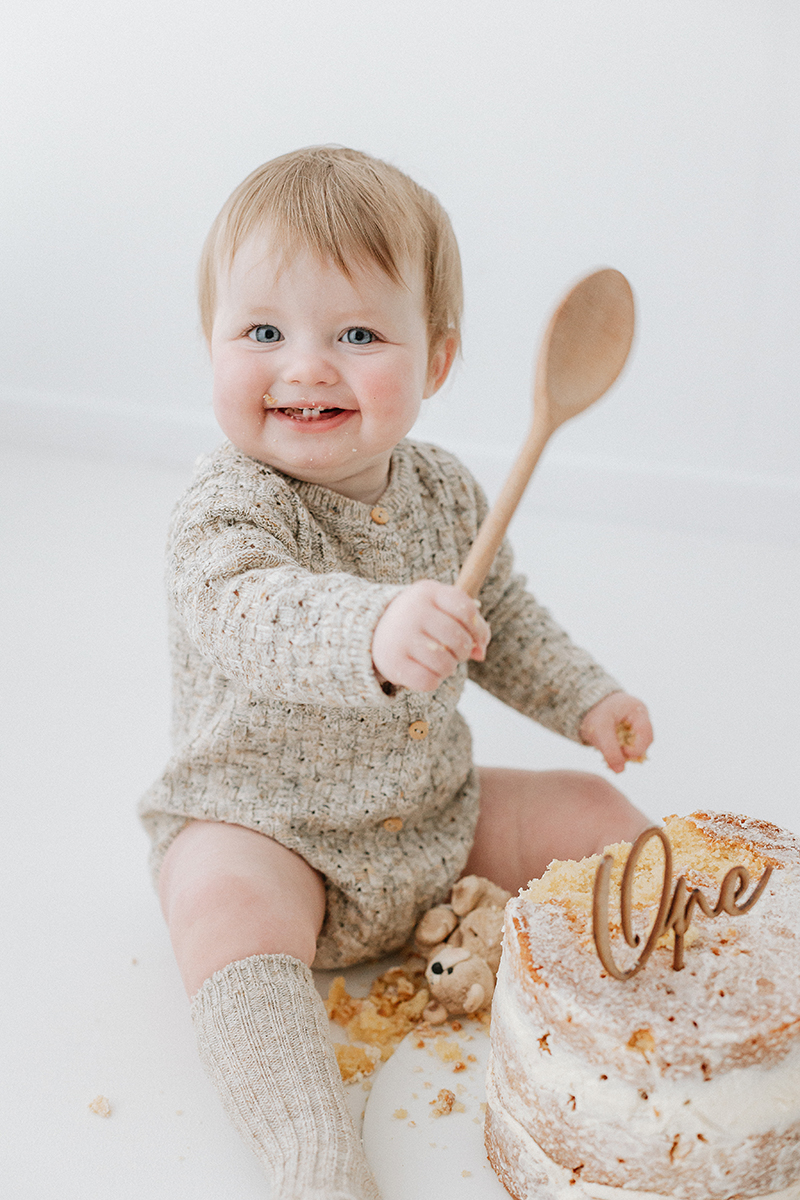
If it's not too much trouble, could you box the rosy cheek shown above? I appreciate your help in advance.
[212,352,263,413]
[357,362,412,407]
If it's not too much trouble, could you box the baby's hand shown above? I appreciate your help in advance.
[372,580,491,693]
[579,692,653,774]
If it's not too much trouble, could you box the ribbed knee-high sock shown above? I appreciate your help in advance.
[191,953,380,1200]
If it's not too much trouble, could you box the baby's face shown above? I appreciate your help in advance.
[210,230,452,503]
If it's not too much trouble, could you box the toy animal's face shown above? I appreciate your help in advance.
[425,945,495,1016]
[426,945,472,989]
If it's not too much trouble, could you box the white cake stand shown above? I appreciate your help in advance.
[362,1017,509,1199]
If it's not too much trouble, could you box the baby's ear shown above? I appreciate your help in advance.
[424,332,459,397]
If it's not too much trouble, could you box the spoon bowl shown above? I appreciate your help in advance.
[457,268,635,598]
[537,267,634,426]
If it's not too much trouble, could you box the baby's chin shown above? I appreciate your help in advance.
[272,453,393,505]
[218,418,395,503]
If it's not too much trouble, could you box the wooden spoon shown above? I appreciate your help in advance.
[456,267,635,598]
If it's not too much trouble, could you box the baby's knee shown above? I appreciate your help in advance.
[556,770,616,810]
[581,771,624,806]
[169,869,263,929]
[568,771,650,849]
[169,869,323,992]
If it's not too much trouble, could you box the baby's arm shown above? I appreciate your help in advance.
[371,580,490,692]
[579,691,653,774]
[169,489,405,708]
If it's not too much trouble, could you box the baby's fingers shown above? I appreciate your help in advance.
[416,618,478,675]
[580,692,653,773]
[616,701,653,761]
[598,729,628,774]
[616,718,649,764]
[431,589,490,659]
[371,580,490,692]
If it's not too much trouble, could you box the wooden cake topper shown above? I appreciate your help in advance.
[592,826,773,981]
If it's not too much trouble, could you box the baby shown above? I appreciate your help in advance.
[140,145,653,1199]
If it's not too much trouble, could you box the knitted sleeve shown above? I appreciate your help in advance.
[468,499,621,744]
[166,464,402,709]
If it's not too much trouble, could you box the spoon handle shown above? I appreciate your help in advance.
[456,419,552,599]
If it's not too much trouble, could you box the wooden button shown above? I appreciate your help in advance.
[408,720,429,740]
[370,505,389,525]
[383,816,404,832]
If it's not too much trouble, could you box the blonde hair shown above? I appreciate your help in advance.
[198,146,462,360]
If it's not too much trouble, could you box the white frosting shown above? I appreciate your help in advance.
[582,1183,800,1200]
[486,1069,800,1200]
[492,967,800,1144]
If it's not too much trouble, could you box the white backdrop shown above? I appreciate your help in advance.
[2,12,800,1195]
[2,0,799,525]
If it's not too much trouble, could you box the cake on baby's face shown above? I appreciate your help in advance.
[485,812,800,1200]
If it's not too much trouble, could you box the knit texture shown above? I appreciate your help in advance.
[191,954,381,1200]
[140,439,620,966]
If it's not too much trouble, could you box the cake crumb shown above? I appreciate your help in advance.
[616,720,647,761]
[326,977,362,1026]
[393,1108,408,1120]
[430,1088,456,1117]
[462,1170,473,1178]
[627,1028,656,1058]
[434,1038,463,1063]
[333,1043,377,1083]
[88,1095,111,1117]
[669,1134,689,1162]
[326,964,430,1066]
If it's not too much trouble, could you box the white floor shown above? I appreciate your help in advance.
[2,442,798,1199]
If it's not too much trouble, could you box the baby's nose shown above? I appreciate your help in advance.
[283,341,339,388]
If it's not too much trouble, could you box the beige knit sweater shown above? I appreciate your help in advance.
[139,438,619,968]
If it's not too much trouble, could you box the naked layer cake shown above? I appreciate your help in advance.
[485,812,800,1200]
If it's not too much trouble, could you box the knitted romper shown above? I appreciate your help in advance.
[139,438,619,969]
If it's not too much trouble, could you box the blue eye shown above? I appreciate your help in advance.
[341,328,376,345]
[248,325,282,344]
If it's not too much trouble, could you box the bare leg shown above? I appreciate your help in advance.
[464,767,651,895]
[159,818,326,996]
[159,820,379,1200]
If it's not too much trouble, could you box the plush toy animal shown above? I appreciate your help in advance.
[414,874,511,1023]
[423,945,496,1023]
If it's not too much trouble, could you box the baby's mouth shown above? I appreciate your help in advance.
[278,406,345,422]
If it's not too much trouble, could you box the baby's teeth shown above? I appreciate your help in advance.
[291,406,333,419]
